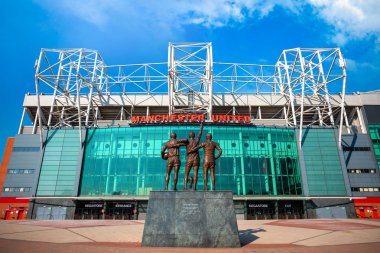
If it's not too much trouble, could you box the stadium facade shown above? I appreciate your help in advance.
[0,43,380,220]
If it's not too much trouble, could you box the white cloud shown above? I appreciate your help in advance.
[34,0,295,28]
[308,0,380,45]
[345,58,358,71]
[345,58,379,74]
[47,0,121,28]
[35,0,380,45]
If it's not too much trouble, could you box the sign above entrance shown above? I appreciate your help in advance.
[131,114,252,124]
[109,202,134,209]
[84,203,104,208]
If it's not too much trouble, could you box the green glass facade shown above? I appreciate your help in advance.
[36,129,82,196]
[369,124,380,169]
[80,126,302,196]
[301,128,347,196]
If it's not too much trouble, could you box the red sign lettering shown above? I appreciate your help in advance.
[131,114,252,124]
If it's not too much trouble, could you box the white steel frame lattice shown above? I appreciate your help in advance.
[34,48,106,143]
[168,42,213,118]
[31,43,348,147]
[275,48,347,145]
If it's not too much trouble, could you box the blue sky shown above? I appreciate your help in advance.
[0,0,380,156]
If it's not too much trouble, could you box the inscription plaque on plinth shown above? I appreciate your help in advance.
[142,191,240,248]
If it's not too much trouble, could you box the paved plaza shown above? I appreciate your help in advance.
[1,219,380,252]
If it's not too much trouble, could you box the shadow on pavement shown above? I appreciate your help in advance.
[238,228,266,246]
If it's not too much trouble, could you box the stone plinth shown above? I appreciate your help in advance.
[142,190,240,248]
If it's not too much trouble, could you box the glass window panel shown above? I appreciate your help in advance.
[36,129,82,197]
[36,190,56,195]
[301,128,346,196]
[80,126,302,197]
[37,185,54,191]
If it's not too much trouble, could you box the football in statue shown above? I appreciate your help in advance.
[163,153,169,160]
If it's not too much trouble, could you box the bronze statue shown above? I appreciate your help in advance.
[184,123,203,190]
[189,176,194,189]
[161,133,187,191]
[189,133,222,191]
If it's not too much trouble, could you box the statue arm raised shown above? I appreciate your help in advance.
[196,123,204,143]
[215,143,222,160]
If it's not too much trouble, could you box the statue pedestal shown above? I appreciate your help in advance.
[142,190,240,248]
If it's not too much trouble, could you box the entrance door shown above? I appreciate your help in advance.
[75,208,103,219]
[278,201,304,219]
[36,207,52,219]
[51,207,67,220]
[373,208,379,219]
[247,201,275,220]
[356,207,365,218]
[105,203,134,220]
[106,208,133,220]
[75,202,104,219]
[5,211,11,220]
[36,207,67,220]
[17,210,24,220]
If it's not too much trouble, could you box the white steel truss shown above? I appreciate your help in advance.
[34,48,106,142]
[275,48,347,145]
[168,42,213,117]
[31,43,348,146]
